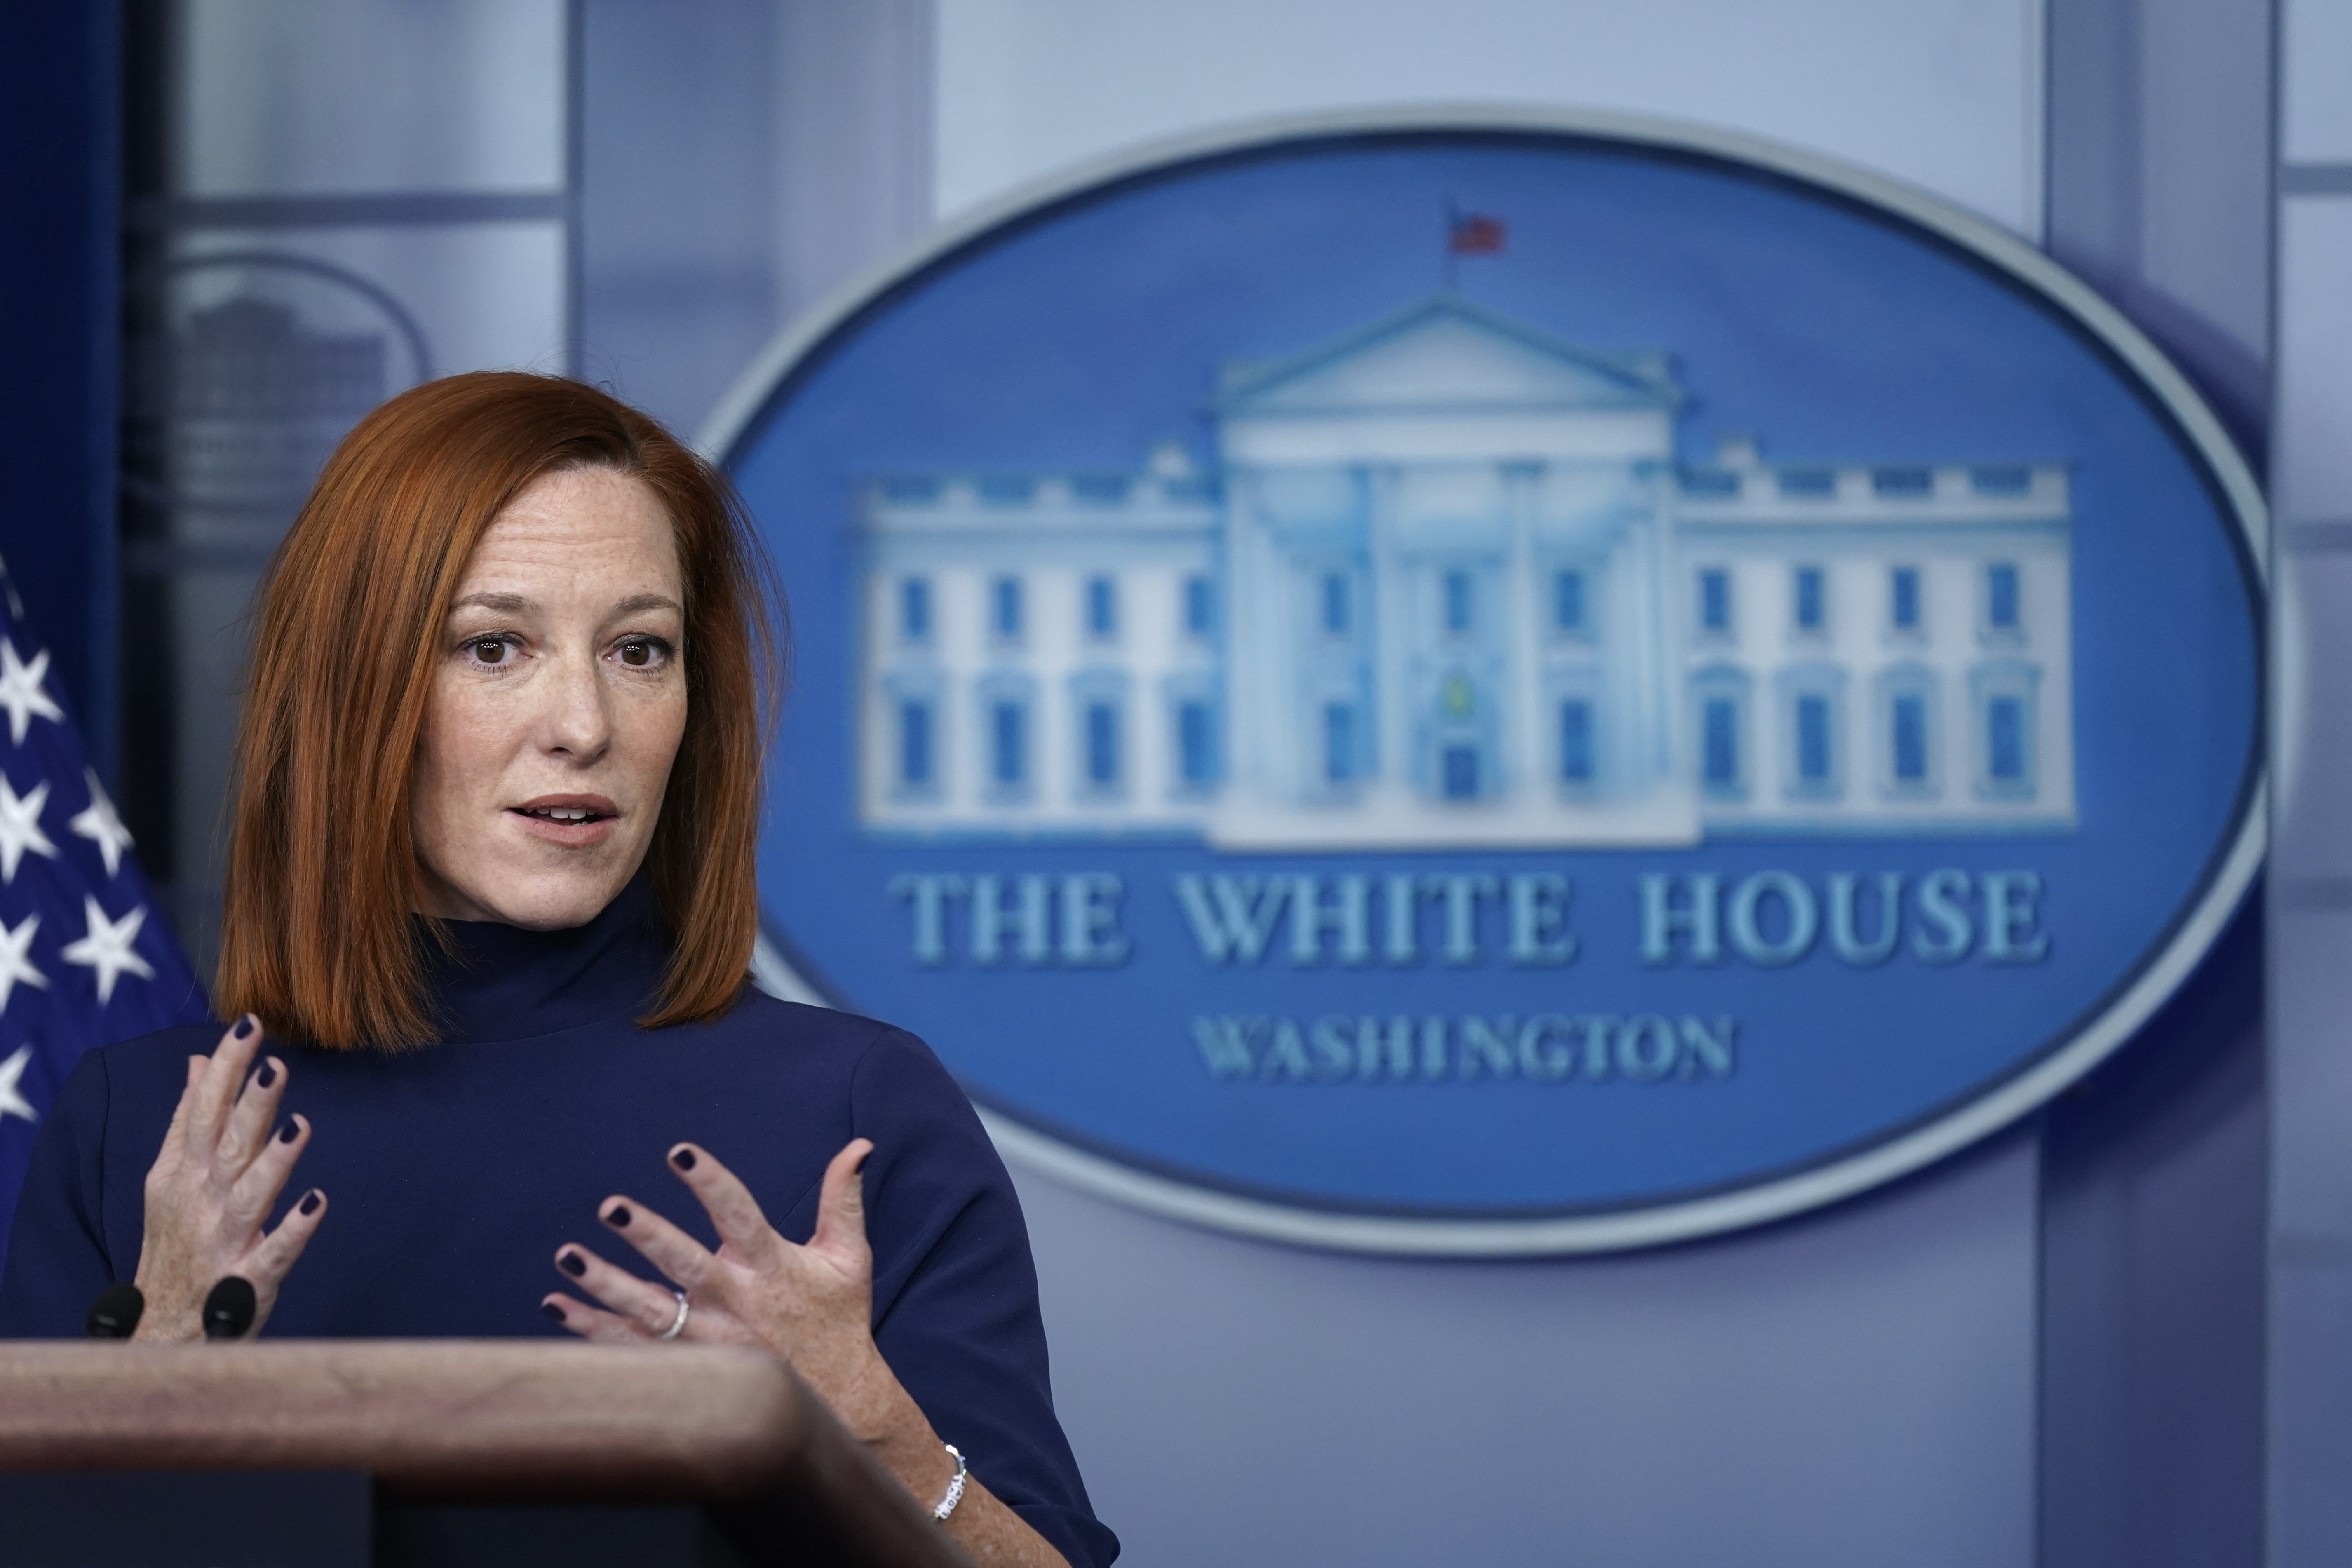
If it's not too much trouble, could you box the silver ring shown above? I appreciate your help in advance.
[657,1290,690,1342]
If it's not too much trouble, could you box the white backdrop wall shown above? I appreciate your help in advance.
[2271,0,2352,1561]
[931,0,2047,237]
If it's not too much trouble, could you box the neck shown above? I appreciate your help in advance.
[418,877,669,1045]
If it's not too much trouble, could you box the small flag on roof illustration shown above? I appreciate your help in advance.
[1448,211,1507,255]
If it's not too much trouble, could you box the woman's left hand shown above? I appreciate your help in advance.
[546,1138,1073,1566]
[544,1139,949,1488]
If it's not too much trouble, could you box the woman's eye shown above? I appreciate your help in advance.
[617,639,664,668]
[471,638,511,665]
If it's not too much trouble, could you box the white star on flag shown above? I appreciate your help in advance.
[0,640,63,746]
[0,913,46,1016]
[0,1045,33,1126]
[68,768,133,878]
[0,775,58,883]
[61,897,155,1007]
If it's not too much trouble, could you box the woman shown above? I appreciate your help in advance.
[0,373,1115,1568]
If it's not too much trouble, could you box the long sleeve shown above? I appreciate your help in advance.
[0,1045,124,1337]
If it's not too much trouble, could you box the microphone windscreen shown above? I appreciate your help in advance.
[201,1276,256,1340]
[84,1282,144,1339]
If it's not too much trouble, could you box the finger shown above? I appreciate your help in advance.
[553,1245,685,1338]
[598,1197,720,1295]
[216,1054,289,1174]
[807,1139,874,1264]
[153,1056,205,1168]
[189,1017,264,1152]
[228,1113,309,1228]
[665,1144,782,1264]
[248,1186,326,1288]
[541,1293,648,1343]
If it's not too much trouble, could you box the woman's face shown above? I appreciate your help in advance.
[410,466,688,929]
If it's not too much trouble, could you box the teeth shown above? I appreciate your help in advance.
[529,807,595,822]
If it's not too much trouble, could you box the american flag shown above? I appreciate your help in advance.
[0,556,209,1259]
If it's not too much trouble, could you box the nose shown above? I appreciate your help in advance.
[537,644,613,763]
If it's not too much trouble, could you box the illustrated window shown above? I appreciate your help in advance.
[1082,700,1120,789]
[1703,699,1739,790]
[1183,574,1215,637]
[1889,566,1921,633]
[882,669,945,801]
[1559,697,1596,786]
[1892,693,1927,780]
[1692,667,1750,799]
[991,575,1023,641]
[1697,568,1732,636]
[1443,568,1474,635]
[1985,561,2021,634]
[1323,702,1357,784]
[1793,566,1826,634]
[1794,694,1833,782]
[898,699,934,790]
[989,699,1026,788]
[1320,572,1351,636]
[1084,575,1117,640]
[1441,744,1479,799]
[1775,664,1846,801]
[1969,661,2040,799]
[1553,568,1587,636]
[1177,699,1216,788]
[899,576,931,643]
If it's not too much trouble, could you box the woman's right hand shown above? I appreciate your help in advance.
[130,1015,326,1341]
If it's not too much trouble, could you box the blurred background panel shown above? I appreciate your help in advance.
[176,0,565,195]
[23,1,2333,1565]
[121,0,571,966]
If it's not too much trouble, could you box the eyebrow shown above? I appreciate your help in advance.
[610,593,684,618]
[447,592,682,618]
[449,592,535,616]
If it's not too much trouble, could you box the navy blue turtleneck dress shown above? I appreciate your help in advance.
[0,886,1117,1568]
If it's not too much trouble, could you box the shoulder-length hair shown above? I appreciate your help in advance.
[216,372,783,1049]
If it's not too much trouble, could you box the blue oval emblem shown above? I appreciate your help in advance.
[716,111,2265,1253]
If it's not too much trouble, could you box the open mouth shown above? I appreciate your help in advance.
[514,805,608,824]
[508,797,618,834]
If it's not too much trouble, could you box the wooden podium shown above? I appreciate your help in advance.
[0,1341,976,1568]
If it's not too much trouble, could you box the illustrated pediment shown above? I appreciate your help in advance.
[1217,297,1681,417]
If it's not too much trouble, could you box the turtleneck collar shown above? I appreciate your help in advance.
[419,876,671,1045]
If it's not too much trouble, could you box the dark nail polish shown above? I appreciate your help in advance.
[559,1251,587,1277]
[298,1190,321,1216]
[604,1204,632,1229]
[256,1061,277,1089]
[278,1120,300,1144]
[671,1147,697,1171]
[542,1300,567,1322]
[232,1017,256,1041]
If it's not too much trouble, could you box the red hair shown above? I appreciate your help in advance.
[216,372,782,1049]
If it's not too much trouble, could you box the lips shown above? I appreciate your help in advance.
[508,795,620,846]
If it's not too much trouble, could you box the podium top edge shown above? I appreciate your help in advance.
[0,1340,814,1502]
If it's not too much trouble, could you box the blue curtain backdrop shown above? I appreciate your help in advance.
[0,1,119,767]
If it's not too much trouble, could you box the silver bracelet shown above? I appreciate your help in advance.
[932,1443,969,1523]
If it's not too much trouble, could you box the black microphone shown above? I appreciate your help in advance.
[83,1282,144,1339]
[201,1276,256,1340]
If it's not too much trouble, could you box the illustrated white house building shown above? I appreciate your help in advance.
[857,297,2074,847]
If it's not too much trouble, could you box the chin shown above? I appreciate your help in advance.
[471,868,630,930]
